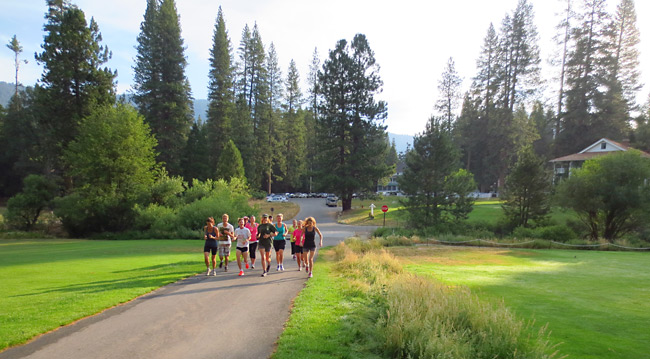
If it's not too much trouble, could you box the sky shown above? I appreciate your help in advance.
[1,0,650,136]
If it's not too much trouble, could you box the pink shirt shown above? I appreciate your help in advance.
[245,222,259,242]
[293,228,304,246]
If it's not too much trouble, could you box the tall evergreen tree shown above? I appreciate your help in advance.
[207,6,235,174]
[261,42,285,193]
[133,0,193,176]
[35,0,116,175]
[557,0,617,155]
[282,60,307,189]
[6,35,27,97]
[399,117,460,227]
[609,0,641,109]
[216,139,245,181]
[181,120,210,181]
[317,34,392,210]
[435,57,462,130]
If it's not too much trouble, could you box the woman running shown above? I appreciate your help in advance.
[292,220,304,271]
[301,216,323,278]
[234,218,252,276]
[273,214,288,271]
[245,215,259,269]
[257,214,277,277]
[203,217,219,276]
[289,219,298,260]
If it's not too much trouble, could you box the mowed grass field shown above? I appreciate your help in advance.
[394,246,650,359]
[0,239,210,350]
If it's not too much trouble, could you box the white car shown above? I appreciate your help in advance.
[267,195,289,203]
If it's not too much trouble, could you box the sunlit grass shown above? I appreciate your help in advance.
[0,239,211,350]
[394,246,650,359]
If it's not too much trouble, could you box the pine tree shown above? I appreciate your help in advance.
[6,35,27,97]
[133,0,193,176]
[317,34,391,210]
[399,117,460,227]
[502,146,551,227]
[216,139,245,181]
[282,60,306,189]
[557,0,613,155]
[261,42,285,193]
[207,6,235,174]
[435,57,462,130]
[35,0,116,175]
[181,120,210,181]
[609,0,641,109]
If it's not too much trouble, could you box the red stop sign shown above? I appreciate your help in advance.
[381,205,388,213]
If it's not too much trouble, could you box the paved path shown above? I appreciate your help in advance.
[1,199,375,359]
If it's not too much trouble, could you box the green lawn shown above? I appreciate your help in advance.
[394,246,650,359]
[0,239,212,350]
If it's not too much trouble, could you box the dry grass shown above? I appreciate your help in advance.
[248,200,300,220]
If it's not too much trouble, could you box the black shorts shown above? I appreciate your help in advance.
[273,240,286,251]
[237,246,248,253]
[249,242,258,258]
[259,239,272,252]
[204,245,218,255]
[303,244,316,252]
[294,245,303,254]
[290,242,296,254]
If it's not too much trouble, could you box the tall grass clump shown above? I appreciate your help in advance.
[333,238,562,359]
[378,275,560,359]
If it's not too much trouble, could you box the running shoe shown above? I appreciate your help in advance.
[280,264,284,271]
[212,270,217,276]
[206,268,211,276]
[251,264,255,269]
[266,264,271,272]
[239,270,244,276]
[308,272,313,278]
[219,261,223,268]
[245,262,249,269]
[224,266,228,272]
[298,266,301,271]
[293,255,296,260]
[261,271,267,277]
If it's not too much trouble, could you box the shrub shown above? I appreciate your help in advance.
[5,175,58,230]
[512,226,536,239]
[133,204,177,231]
[538,225,576,242]
[149,175,186,208]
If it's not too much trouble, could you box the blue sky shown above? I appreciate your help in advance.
[1,0,649,135]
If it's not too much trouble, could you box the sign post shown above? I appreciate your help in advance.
[381,205,388,227]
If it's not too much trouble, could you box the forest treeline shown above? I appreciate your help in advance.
[1,0,650,236]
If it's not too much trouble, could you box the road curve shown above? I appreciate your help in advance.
[1,199,375,359]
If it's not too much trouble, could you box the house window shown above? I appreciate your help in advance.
[601,143,607,150]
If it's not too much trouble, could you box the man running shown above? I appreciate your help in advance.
[217,214,235,272]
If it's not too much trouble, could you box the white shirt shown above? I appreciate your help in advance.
[217,222,235,245]
[234,227,251,248]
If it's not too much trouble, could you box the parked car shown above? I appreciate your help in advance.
[267,195,289,203]
[325,195,338,207]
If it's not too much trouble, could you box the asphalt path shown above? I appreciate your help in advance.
[1,199,376,359]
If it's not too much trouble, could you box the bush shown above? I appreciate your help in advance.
[133,204,177,231]
[6,175,58,230]
[538,225,576,242]
[512,226,537,239]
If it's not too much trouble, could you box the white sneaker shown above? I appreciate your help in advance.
[276,265,280,271]
[308,272,313,278]
[206,268,211,276]
[212,270,217,276]
[280,264,284,271]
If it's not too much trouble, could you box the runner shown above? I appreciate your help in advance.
[257,214,277,277]
[245,215,259,269]
[217,214,235,272]
[203,217,219,276]
[301,216,323,278]
[289,219,298,260]
[273,214,288,271]
[234,218,251,276]
[292,220,304,271]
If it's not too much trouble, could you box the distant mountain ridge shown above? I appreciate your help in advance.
[1,82,412,153]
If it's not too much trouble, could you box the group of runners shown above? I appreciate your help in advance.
[203,213,323,278]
